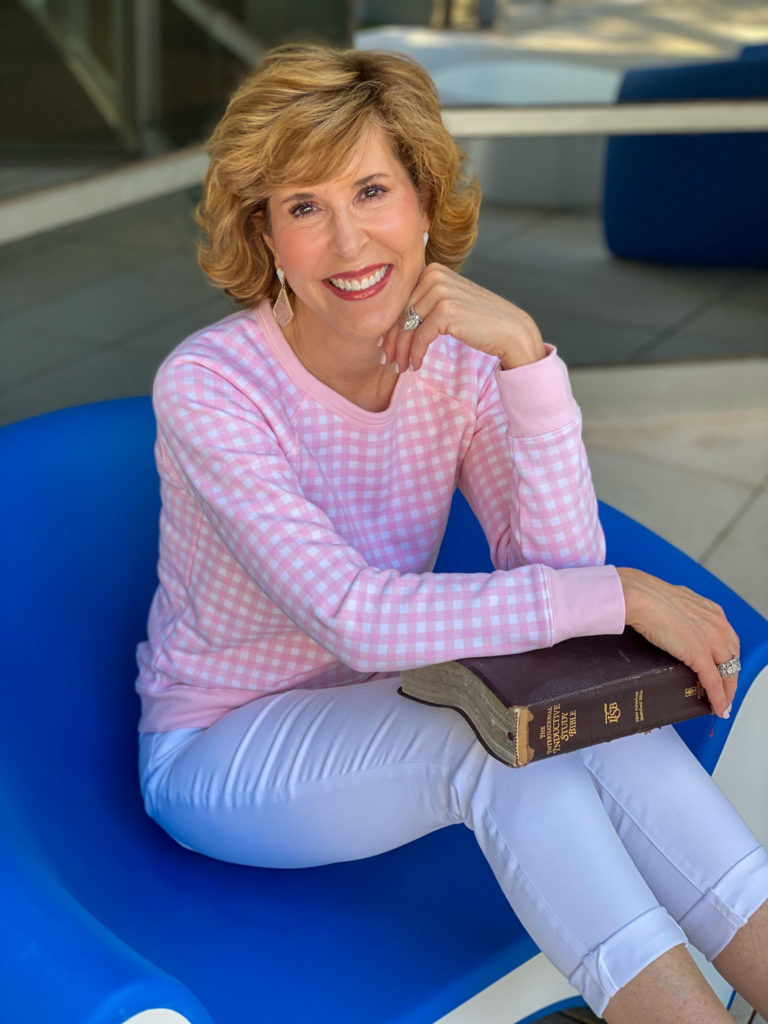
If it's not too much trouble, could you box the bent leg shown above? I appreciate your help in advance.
[579,727,768,962]
[139,676,478,867]
[452,731,688,1015]
[141,679,698,1016]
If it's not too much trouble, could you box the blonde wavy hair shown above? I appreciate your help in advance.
[197,44,481,308]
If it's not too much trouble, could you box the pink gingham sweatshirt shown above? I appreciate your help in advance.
[135,300,625,732]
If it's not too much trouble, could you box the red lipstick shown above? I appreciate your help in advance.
[323,264,392,301]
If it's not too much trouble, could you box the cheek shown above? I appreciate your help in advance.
[274,235,316,283]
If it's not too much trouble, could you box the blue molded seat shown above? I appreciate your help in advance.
[603,44,768,267]
[1,397,766,1024]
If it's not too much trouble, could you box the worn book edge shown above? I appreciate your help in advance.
[399,657,709,768]
[400,660,534,767]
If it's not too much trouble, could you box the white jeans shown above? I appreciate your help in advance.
[139,676,768,1015]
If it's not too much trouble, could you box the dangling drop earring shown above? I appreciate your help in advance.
[272,267,294,328]
[423,231,429,247]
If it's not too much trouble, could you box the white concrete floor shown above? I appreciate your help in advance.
[574,359,768,618]
[419,0,768,68]
[496,0,768,69]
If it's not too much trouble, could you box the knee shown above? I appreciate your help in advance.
[680,847,768,961]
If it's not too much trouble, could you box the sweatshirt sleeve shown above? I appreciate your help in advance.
[458,347,626,643]
[154,350,622,676]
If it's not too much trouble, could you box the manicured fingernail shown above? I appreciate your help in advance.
[723,703,732,719]
[393,362,400,375]
[376,335,384,347]
[409,360,415,372]
[380,351,387,365]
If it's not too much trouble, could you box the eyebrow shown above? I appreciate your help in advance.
[279,173,392,206]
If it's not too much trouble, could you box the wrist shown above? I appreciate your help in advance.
[616,566,649,627]
[498,317,546,370]
[498,339,546,370]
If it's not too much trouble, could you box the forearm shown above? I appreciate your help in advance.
[461,350,606,571]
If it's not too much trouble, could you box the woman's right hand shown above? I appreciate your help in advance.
[380,263,546,374]
[616,567,739,719]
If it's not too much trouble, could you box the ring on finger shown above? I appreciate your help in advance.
[717,655,741,678]
[402,306,423,331]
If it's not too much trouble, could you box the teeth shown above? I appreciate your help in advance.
[330,266,388,291]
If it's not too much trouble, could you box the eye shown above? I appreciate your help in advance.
[360,183,389,201]
[288,201,316,218]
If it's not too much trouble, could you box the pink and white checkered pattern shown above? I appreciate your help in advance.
[136,303,624,732]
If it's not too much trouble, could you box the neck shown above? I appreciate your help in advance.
[282,311,398,413]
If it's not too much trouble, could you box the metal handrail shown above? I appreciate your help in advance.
[1,99,767,245]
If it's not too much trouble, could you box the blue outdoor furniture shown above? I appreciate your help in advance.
[603,44,768,267]
[1,397,766,1024]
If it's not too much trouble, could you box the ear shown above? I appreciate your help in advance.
[420,213,431,246]
[418,193,431,234]
[262,232,278,266]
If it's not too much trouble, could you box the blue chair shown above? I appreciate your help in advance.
[1,397,766,1024]
[603,44,768,267]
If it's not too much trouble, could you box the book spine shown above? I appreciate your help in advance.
[520,668,710,765]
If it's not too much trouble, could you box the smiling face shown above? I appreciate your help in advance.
[263,125,430,354]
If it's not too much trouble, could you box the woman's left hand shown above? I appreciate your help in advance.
[381,263,547,373]
[616,567,740,718]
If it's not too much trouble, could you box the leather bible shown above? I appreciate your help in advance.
[399,628,712,767]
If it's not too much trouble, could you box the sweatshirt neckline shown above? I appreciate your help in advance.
[251,301,411,429]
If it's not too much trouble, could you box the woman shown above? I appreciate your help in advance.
[136,45,768,1023]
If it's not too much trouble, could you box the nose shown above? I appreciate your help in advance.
[328,207,366,260]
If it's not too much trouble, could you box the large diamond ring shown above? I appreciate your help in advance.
[717,655,741,678]
[402,306,423,331]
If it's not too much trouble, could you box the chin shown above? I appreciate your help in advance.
[337,307,400,342]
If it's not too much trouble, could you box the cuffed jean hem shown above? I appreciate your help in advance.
[568,906,687,1017]
[679,844,768,961]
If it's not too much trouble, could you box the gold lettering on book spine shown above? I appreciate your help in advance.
[565,709,577,741]
[604,701,621,725]
[634,688,645,724]
[543,703,578,758]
